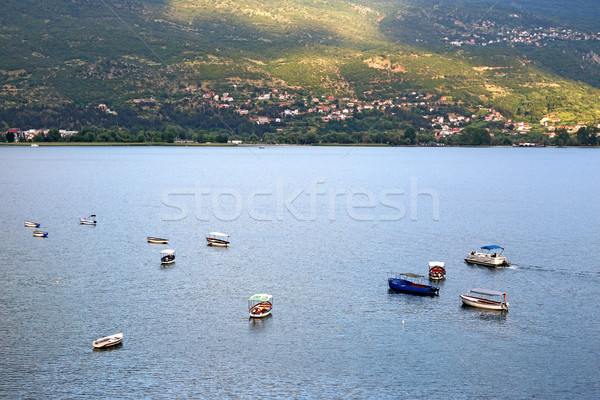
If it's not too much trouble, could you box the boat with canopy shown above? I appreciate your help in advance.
[25,220,40,228]
[465,245,510,267]
[248,294,273,318]
[428,261,446,280]
[388,273,440,296]
[80,214,97,225]
[92,332,123,348]
[206,232,230,247]
[460,288,509,311]
[160,249,175,264]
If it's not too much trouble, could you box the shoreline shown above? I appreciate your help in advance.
[1,142,597,148]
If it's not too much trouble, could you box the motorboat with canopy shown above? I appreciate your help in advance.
[80,214,97,225]
[206,232,230,247]
[465,245,510,267]
[160,249,175,264]
[460,288,509,311]
[388,273,439,296]
[93,332,123,348]
[25,220,40,228]
[248,294,273,318]
[33,230,48,238]
[428,261,446,280]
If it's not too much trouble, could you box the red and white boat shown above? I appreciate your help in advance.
[428,261,446,280]
[248,294,273,318]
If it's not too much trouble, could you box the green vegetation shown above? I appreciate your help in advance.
[1,0,600,143]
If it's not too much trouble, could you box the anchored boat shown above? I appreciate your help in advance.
[147,236,169,244]
[92,332,123,348]
[206,232,230,247]
[160,249,175,264]
[248,294,273,318]
[33,230,48,238]
[428,261,446,280]
[460,288,509,311]
[465,245,510,267]
[80,214,97,225]
[25,220,40,228]
[388,273,439,296]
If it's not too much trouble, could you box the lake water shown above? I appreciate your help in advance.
[1,145,599,399]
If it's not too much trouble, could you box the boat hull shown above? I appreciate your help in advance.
[25,221,40,228]
[464,255,509,267]
[249,303,273,318]
[80,220,96,225]
[148,237,168,244]
[388,278,439,296]
[33,230,48,238]
[460,295,508,311]
[429,267,446,280]
[92,333,123,348]
[207,240,229,247]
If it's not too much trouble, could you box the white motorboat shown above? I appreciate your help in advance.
[460,288,509,311]
[25,220,40,228]
[465,245,510,267]
[80,214,97,225]
[248,294,272,318]
[206,232,230,247]
[92,332,123,348]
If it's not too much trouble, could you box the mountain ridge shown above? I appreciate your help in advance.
[1,0,599,133]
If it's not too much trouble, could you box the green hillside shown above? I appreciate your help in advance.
[1,0,599,135]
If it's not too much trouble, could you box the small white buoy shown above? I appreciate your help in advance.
[402,320,404,325]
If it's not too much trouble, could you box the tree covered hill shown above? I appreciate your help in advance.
[1,0,599,131]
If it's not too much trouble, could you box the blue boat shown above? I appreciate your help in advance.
[388,273,439,296]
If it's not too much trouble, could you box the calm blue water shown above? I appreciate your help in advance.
[1,146,599,399]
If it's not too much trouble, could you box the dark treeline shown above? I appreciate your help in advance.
[1,105,598,146]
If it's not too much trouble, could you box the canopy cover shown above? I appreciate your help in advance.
[481,245,503,250]
[470,288,506,297]
[160,249,175,254]
[398,273,424,278]
[248,294,272,302]
[429,261,446,268]
[208,232,229,237]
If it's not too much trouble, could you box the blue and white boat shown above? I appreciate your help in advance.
[33,230,48,238]
[465,245,510,267]
[25,220,40,228]
[388,273,439,296]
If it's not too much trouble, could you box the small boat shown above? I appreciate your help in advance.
[80,214,97,225]
[33,230,48,238]
[31,143,39,147]
[147,236,169,244]
[92,332,123,348]
[259,146,265,149]
[206,232,230,247]
[428,261,446,280]
[248,294,273,318]
[160,249,175,264]
[465,245,510,267]
[388,273,439,296]
[460,288,509,311]
[25,220,40,228]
